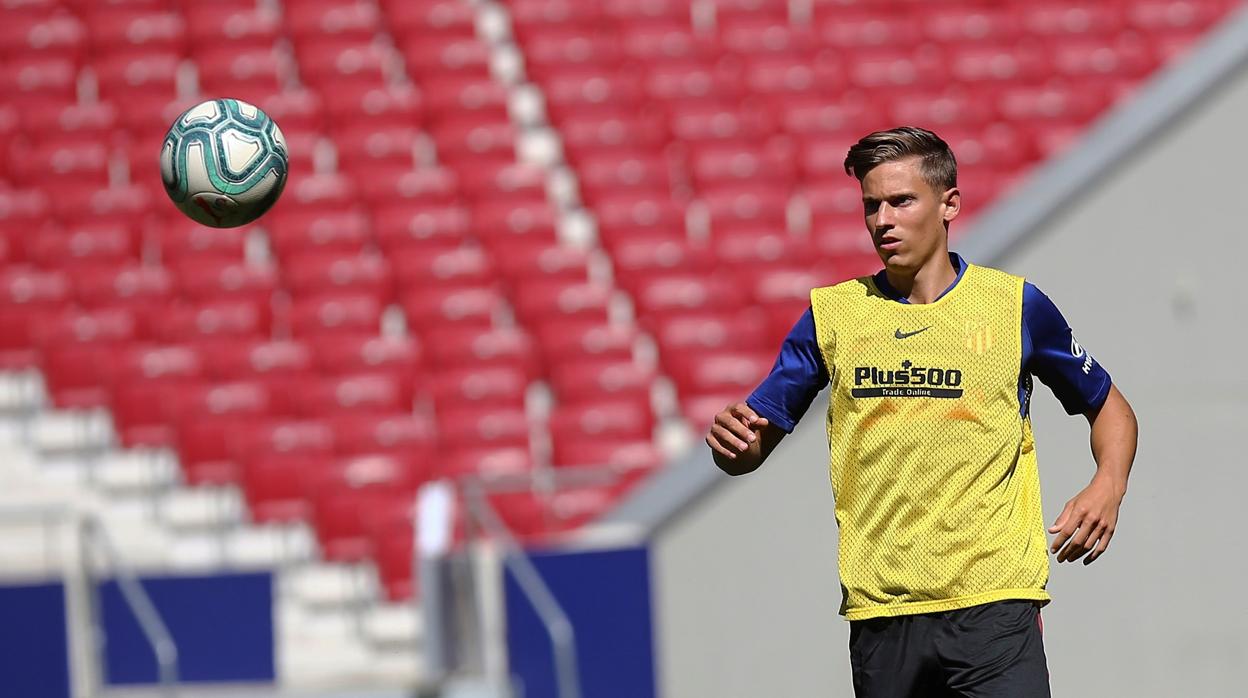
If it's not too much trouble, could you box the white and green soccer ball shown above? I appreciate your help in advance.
[160,98,288,228]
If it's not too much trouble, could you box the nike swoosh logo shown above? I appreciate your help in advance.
[895,326,931,340]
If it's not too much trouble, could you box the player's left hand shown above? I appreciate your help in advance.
[1048,474,1126,565]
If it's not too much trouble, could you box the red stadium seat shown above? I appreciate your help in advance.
[185,4,283,50]
[368,504,418,601]
[290,372,412,417]
[146,298,271,343]
[381,0,477,40]
[650,310,773,354]
[195,45,286,97]
[355,165,458,207]
[421,76,510,123]
[947,42,1053,85]
[710,227,814,270]
[576,152,673,205]
[887,88,998,130]
[373,203,472,252]
[473,199,560,245]
[422,326,539,376]
[283,251,396,304]
[401,35,491,79]
[285,0,381,41]
[699,183,790,231]
[321,82,424,128]
[557,109,668,160]
[454,161,547,203]
[391,247,496,290]
[296,38,391,89]
[85,6,185,51]
[228,418,336,463]
[1019,3,1127,37]
[619,19,712,62]
[72,265,174,321]
[173,379,279,484]
[310,454,429,561]
[255,89,327,131]
[0,267,71,367]
[923,6,1023,45]
[311,334,422,376]
[11,139,112,188]
[110,344,206,447]
[664,349,774,396]
[511,279,614,325]
[1050,35,1159,80]
[491,240,592,284]
[533,320,638,366]
[400,284,504,330]
[0,56,78,104]
[428,119,517,167]
[847,46,949,88]
[630,271,738,321]
[19,101,120,143]
[93,50,182,101]
[149,220,248,264]
[174,260,278,306]
[686,140,795,189]
[548,358,656,405]
[36,308,138,408]
[549,395,654,442]
[0,10,86,61]
[329,412,437,456]
[428,365,530,410]
[551,437,662,472]
[521,28,623,80]
[668,102,775,144]
[286,292,385,338]
[594,191,687,239]
[333,124,425,171]
[816,10,921,48]
[604,233,709,283]
[201,338,316,382]
[266,208,373,259]
[773,94,881,138]
[443,445,534,480]
[241,452,332,523]
[720,17,817,55]
[26,223,139,269]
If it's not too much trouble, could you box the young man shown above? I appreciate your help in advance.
[706,127,1138,697]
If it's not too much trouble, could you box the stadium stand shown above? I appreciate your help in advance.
[0,0,1240,691]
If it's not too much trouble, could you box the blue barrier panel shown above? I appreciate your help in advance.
[99,571,274,684]
[0,581,71,698]
[505,546,655,698]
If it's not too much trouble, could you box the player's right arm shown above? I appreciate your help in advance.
[705,307,829,476]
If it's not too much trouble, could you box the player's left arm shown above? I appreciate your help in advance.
[1022,281,1140,565]
[1049,383,1138,564]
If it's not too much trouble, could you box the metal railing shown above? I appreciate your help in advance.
[0,505,179,698]
[459,480,583,698]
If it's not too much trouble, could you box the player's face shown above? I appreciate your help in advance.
[860,157,959,271]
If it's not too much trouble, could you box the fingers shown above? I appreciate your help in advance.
[1083,524,1116,565]
[716,408,757,445]
[1057,521,1101,563]
[729,402,768,429]
[1048,501,1076,555]
[709,423,750,454]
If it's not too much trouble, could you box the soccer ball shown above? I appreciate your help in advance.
[160,98,288,228]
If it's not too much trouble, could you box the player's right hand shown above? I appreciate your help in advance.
[706,402,770,460]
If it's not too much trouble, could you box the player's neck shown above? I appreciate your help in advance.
[885,249,957,305]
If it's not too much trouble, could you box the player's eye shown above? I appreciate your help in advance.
[863,201,880,215]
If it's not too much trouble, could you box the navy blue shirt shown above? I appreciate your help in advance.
[747,254,1113,433]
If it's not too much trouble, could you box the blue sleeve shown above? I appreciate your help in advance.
[745,307,829,433]
[1022,282,1112,415]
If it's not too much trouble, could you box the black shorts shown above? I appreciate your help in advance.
[849,599,1050,698]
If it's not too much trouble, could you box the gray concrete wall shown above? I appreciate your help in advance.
[651,52,1248,698]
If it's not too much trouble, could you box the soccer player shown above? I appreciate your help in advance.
[705,127,1138,697]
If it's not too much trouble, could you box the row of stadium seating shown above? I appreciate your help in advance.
[1,0,1240,605]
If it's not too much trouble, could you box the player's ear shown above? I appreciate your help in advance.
[942,187,961,222]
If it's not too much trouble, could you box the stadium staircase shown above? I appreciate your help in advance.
[0,0,1239,692]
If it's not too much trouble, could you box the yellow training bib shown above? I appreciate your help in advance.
[811,263,1050,620]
